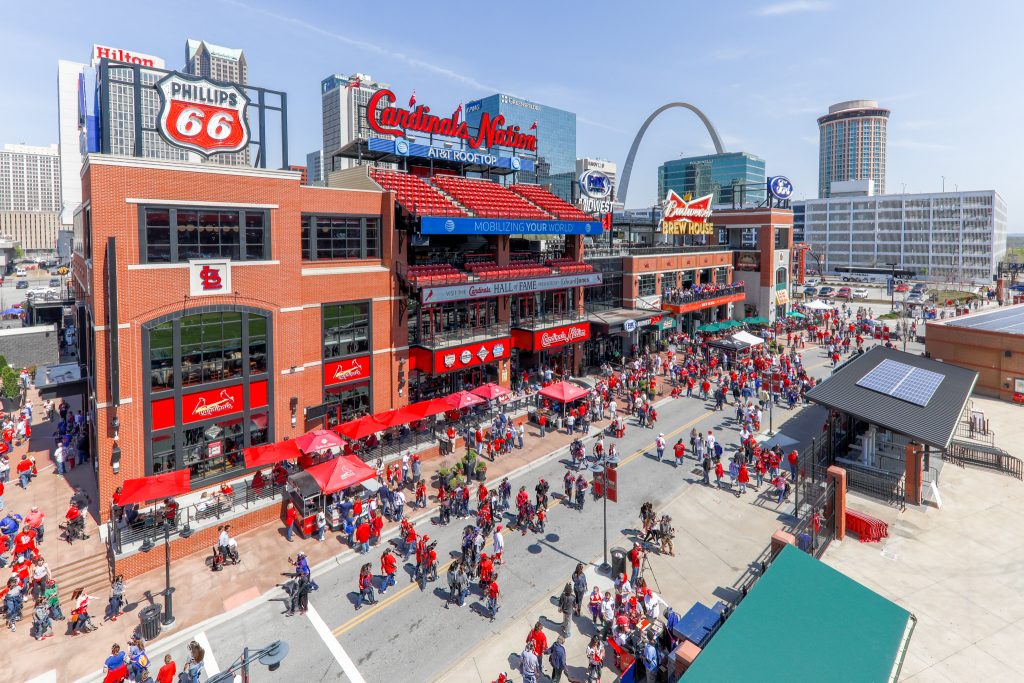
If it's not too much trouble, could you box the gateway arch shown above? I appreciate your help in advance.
[617,103,725,207]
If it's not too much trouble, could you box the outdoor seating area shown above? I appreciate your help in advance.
[405,263,469,286]
[465,259,552,280]
[544,257,593,274]
[510,183,593,220]
[432,175,551,219]
[369,168,468,217]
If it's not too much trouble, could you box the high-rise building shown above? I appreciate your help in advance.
[465,94,576,200]
[797,190,1007,283]
[657,152,765,207]
[818,100,889,198]
[321,73,390,174]
[0,211,60,254]
[0,144,62,212]
[306,149,324,185]
[184,39,250,166]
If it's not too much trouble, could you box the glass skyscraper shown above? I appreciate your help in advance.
[464,94,576,200]
[817,100,889,198]
[657,152,765,207]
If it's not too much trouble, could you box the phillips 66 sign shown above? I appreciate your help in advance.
[156,73,250,156]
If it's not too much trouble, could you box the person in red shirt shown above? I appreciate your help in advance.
[788,450,799,479]
[355,519,371,554]
[673,440,686,467]
[380,547,397,594]
[16,454,33,489]
[528,623,548,676]
[155,654,177,683]
[369,512,384,547]
[486,578,500,621]
[415,480,427,508]
[628,542,643,585]
[13,527,36,559]
[284,502,299,543]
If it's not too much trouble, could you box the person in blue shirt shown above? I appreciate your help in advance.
[103,643,128,680]
[641,634,659,683]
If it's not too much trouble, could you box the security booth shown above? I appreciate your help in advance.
[284,471,321,539]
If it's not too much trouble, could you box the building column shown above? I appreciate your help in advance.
[905,442,924,506]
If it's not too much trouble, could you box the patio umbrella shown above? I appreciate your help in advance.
[335,414,384,440]
[1,308,22,316]
[117,470,191,506]
[446,390,486,410]
[243,439,301,468]
[786,311,807,319]
[293,429,345,453]
[470,383,511,401]
[538,381,589,403]
[304,455,377,495]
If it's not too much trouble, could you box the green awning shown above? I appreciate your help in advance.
[741,316,768,325]
[786,311,807,319]
[722,320,741,329]
[697,322,720,332]
[682,545,914,683]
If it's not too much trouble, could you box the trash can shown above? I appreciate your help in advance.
[610,546,628,579]
[138,604,162,641]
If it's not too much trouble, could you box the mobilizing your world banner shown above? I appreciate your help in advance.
[421,216,601,235]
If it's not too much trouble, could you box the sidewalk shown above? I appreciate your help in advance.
[10,401,608,682]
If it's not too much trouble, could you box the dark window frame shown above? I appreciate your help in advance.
[138,205,271,264]
[637,274,657,297]
[301,213,381,261]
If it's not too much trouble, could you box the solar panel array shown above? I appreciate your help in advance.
[856,358,944,407]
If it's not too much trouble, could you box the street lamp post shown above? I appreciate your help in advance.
[161,524,175,628]
[207,641,290,683]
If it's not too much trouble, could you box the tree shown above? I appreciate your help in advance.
[13,245,24,259]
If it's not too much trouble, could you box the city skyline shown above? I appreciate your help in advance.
[1,0,1020,227]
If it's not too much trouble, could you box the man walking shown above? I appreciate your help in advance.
[546,636,568,683]
[380,548,397,595]
[519,642,540,683]
[655,433,666,462]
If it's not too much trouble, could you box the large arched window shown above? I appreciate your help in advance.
[144,307,273,483]
[776,267,788,287]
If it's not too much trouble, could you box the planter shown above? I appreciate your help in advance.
[475,467,487,482]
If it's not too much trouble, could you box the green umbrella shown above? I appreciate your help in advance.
[701,322,722,332]
[723,320,741,328]
[743,316,768,325]
[786,311,806,319]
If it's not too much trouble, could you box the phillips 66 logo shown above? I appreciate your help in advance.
[156,73,250,156]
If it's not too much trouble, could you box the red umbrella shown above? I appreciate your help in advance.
[243,439,301,468]
[294,429,345,453]
[446,390,485,410]
[401,398,450,420]
[470,383,511,401]
[304,455,377,495]
[118,470,191,506]
[372,408,416,429]
[335,414,384,441]
[538,381,588,403]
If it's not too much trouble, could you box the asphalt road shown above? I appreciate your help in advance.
[80,343,848,683]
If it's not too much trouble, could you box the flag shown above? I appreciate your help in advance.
[453,102,463,117]
[346,78,360,89]
[408,90,417,107]
[529,121,538,131]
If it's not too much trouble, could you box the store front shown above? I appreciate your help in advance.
[144,307,273,485]
[408,337,510,402]
[511,321,591,380]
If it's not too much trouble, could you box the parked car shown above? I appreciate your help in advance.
[27,288,48,299]
[818,286,836,297]
[907,293,924,304]
[895,282,910,293]
[803,287,818,297]
[803,277,820,287]
[48,278,60,288]
[911,283,927,294]
[15,268,26,277]
[836,287,853,299]
[852,288,869,299]
[15,280,28,289]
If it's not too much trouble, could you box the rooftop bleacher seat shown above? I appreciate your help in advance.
[511,184,594,221]
[432,176,553,220]
[370,169,467,217]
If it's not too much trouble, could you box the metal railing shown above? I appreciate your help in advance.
[412,321,509,349]
[511,310,585,330]
[730,543,775,606]
[584,244,728,258]
[789,480,836,559]
[953,418,994,446]
[844,464,906,510]
[109,479,286,556]
[943,440,1023,480]
[661,283,745,307]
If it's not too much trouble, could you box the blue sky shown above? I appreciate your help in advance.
[2,0,1020,227]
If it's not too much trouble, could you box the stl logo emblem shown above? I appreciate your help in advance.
[199,265,223,291]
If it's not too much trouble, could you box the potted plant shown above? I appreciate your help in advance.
[475,461,487,482]
[451,474,465,489]
[437,467,451,489]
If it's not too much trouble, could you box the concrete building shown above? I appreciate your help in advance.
[0,144,62,213]
[798,190,1007,283]
[927,305,1024,402]
[0,211,60,254]
[818,100,889,198]
[184,39,250,167]
[320,73,390,174]
[658,152,765,207]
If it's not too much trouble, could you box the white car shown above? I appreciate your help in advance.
[852,288,869,299]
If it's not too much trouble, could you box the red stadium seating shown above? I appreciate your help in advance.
[432,176,552,220]
[545,258,594,275]
[511,184,594,221]
[370,169,467,217]
[404,263,468,286]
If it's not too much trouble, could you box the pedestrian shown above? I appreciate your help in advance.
[788,450,799,479]
[628,542,643,585]
[701,454,711,485]
[102,644,129,683]
[380,548,397,595]
[356,518,370,554]
[586,635,606,682]
[16,454,32,489]
[129,636,151,681]
[558,583,574,637]
[106,574,125,621]
[571,562,587,615]
[182,640,205,683]
[655,433,665,461]
[546,635,568,683]
[54,444,66,477]
[458,563,471,608]
[714,459,724,488]
[155,654,176,683]
[519,642,540,683]
[314,509,327,542]
[355,563,375,610]
[283,503,299,542]
[493,525,505,565]
[673,439,685,468]
[738,463,750,495]
[641,633,659,683]
[528,622,548,678]
[25,505,44,543]
[538,413,546,437]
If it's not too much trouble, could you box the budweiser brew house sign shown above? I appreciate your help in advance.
[661,190,714,236]
[156,73,251,156]
[367,89,537,152]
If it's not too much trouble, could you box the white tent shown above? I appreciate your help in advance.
[732,330,765,347]
[803,300,832,311]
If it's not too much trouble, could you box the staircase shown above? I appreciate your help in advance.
[52,549,113,596]
[426,181,474,216]
[515,193,554,218]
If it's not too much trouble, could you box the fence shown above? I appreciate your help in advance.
[730,543,775,606]
[790,479,837,559]
[109,478,286,556]
[943,440,1023,480]
[844,465,906,510]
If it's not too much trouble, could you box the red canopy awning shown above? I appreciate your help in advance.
[538,381,589,403]
[335,414,383,440]
[471,383,511,400]
[447,390,486,410]
[294,429,345,453]
[243,439,302,469]
[401,397,451,421]
[304,455,377,495]
[118,470,191,506]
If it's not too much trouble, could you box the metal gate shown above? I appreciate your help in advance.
[944,441,1024,480]
[791,477,836,559]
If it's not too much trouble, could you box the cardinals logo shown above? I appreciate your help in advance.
[334,359,363,382]
[191,389,236,418]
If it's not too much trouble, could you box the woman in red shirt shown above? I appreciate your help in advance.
[155,654,177,683]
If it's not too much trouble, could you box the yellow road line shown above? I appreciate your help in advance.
[332,358,831,636]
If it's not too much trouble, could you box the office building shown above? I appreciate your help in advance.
[57,59,87,226]
[184,39,250,166]
[465,94,576,200]
[0,144,62,213]
[792,202,805,243]
[321,73,390,174]
[0,211,60,253]
[797,190,1007,283]
[306,149,324,185]
[657,152,765,207]
[576,158,617,193]
[818,100,889,198]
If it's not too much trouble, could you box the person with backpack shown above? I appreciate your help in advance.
[31,602,53,640]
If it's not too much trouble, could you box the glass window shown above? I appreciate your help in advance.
[181,417,246,480]
[638,274,656,297]
[151,434,175,474]
[150,321,174,391]
[323,302,370,359]
[142,206,269,263]
[144,208,171,262]
[301,215,381,260]
[324,382,371,427]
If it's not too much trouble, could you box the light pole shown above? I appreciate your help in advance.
[207,641,290,683]
[162,524,175,628]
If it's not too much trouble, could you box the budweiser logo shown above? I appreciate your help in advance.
[191,390,235,417]
[662,191,713,223]
[477,346,490,362]
[493,343,505,358]
[540,325,589,348]
[334,359,363,382]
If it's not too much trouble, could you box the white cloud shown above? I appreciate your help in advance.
[888,138,954,151]
[757,1,831,16]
